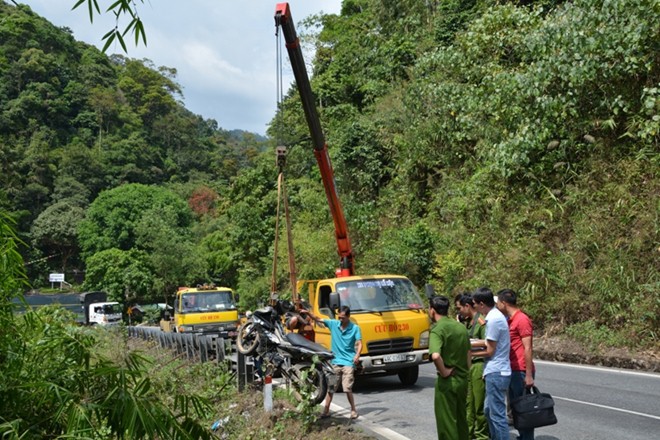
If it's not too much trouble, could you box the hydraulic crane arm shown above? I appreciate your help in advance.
[275,2,354,277]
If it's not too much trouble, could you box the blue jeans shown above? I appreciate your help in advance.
[484,373,511,440]
[509,371,535,440]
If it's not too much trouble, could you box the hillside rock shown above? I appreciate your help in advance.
[535,336,660,372]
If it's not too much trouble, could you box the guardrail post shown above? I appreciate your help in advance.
[237,351,246,391]
[215,337,225,362]
[184,334,193,359]
[198,335,208,363]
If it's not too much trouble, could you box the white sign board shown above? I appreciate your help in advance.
[49,273,65,282]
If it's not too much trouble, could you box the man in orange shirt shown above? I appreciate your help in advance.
[497,289,535,440]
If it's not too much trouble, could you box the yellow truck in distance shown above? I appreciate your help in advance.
[160,284,240,339]
[299,275,431,385]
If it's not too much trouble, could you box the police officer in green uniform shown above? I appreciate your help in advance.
[458,294,490,440]
[429,295,471,440]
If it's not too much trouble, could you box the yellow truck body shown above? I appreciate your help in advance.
[160,284,239,338]
[298,275,431,385]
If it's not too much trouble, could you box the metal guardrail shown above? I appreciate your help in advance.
[126,326,231,362]
[126,326,256,390]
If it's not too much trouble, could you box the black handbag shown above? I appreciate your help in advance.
[511,386,558,430]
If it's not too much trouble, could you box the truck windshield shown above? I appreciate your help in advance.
[335,278,425,312]
[181,291,235,312]
[101,304,121,314]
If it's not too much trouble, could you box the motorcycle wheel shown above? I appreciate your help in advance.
[236,322,259,356]
[289,363,328,406]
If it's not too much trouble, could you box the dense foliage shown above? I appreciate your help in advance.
[293,0,659,346]
[0,214,218,439]
[1,0,658,348]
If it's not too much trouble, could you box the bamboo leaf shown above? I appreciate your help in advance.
[101,32,116,53]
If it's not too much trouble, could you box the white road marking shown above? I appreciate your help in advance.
[536,360,660,379]
[327,403,412,440]
[553,395,660,421]
[363,423,412,440]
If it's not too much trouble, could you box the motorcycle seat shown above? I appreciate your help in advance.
[252,307,273,320]
[286,332,333,357]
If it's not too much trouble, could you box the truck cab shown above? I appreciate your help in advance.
[160,284,240,339]
[79,291,122,326]
[88,301,122,326]
[300,275,431,385]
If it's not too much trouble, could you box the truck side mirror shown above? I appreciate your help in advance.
[424,283,435,300]
[329,292,340,310]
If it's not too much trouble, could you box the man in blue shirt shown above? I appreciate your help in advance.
[472,287,511,440]
[306,306,362,419]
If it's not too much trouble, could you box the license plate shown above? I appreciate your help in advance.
[383,354,407,363]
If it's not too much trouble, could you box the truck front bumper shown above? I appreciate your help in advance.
[359,349,430,373]
[190,329,238,339]
[177,323,239,338]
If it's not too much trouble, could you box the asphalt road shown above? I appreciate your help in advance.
[326,360,660,440]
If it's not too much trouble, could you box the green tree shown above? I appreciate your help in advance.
[50,175,91,207]
[78,183,192,257]
[83,247,154,303]
[115,58,181,130]
[135,207,208,299]
[201,229,239,287]
[363,221,438,287]
[30,200,84,271]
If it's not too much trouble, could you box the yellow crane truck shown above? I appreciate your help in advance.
[275,3,431,386]
[159,284,240,339]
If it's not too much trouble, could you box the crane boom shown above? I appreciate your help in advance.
[275,2,354,277]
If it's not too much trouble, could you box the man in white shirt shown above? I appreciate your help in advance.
[472,287,511,440]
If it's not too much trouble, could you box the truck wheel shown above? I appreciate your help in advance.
[236,322,259,355]
[397,365,419,386]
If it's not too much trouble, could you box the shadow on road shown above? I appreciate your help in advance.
[353,373,434,396]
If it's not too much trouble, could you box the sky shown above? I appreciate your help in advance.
[18,1,344,135]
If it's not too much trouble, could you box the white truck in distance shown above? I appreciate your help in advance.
[79,291,122,326]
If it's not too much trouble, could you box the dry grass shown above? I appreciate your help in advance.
[215,391,376,440]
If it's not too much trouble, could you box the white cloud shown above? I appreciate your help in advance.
[182,41,243,84]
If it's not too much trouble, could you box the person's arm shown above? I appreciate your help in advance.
[431,352,454,378]
[522,335,534,387]
[353,339,363,365]
[299,309,326,328]
[471,339,487,350]
[428,327,452,377]
[472,338,497,358]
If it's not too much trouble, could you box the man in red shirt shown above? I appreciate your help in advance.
[497,289,535,440]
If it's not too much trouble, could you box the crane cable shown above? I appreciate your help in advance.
[270,20,299,306]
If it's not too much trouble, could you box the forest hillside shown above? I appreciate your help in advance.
[1,0,658,351]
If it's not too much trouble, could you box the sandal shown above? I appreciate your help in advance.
[350,410,359,419]
[320,412,330,419]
